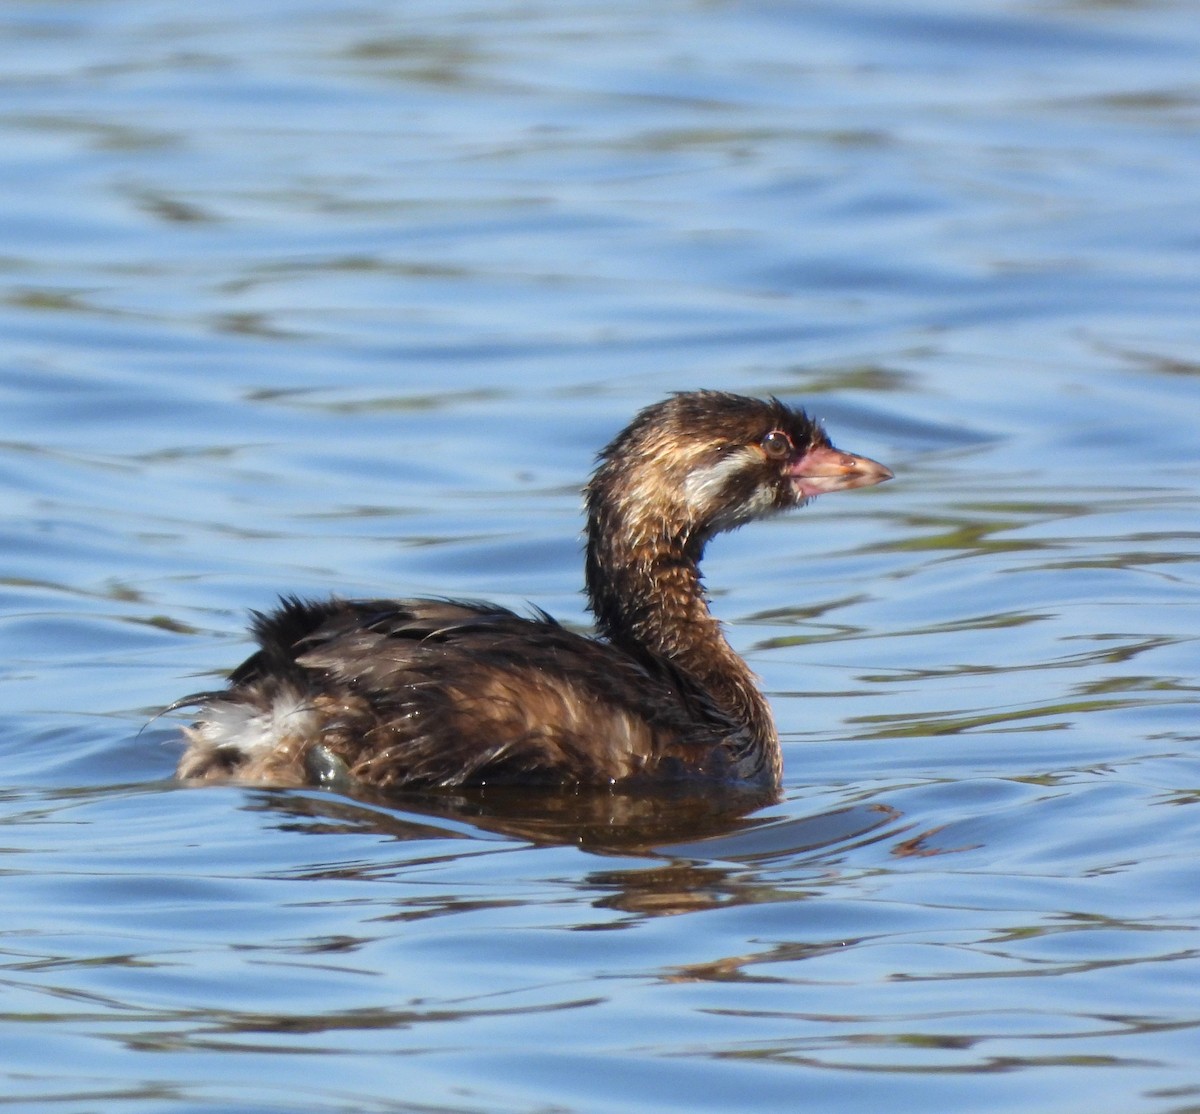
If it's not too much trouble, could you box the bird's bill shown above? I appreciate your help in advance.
[789,444,893,498]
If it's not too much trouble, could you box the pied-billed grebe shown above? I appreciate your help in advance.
[172,391,891,791]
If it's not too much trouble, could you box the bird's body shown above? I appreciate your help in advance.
[173,391,891,792]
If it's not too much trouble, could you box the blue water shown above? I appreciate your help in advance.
[2,1,1199,1111]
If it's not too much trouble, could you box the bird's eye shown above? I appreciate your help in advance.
[761,430,792,460]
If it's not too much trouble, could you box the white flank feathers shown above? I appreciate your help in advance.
[192,690,318,754]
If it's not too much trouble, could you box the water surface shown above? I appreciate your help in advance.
[1,1,1198,1111]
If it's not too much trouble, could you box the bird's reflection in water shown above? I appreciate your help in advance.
[242,783,903,917]
[248,781,778,852]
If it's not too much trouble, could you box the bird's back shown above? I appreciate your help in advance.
[176,595,753,789]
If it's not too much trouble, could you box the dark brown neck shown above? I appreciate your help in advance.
[585,522,780,777]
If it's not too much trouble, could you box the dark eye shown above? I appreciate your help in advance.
[761,430,792,460]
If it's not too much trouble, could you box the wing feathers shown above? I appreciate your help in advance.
[177,596,737,789]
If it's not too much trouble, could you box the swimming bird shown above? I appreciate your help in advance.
[172,390,891,792]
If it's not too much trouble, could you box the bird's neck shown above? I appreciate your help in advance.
[585,523,779,771]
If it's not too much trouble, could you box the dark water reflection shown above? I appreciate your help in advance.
[3,0,1200,1111]
[246,782,903,865]
[248,784,782,857]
